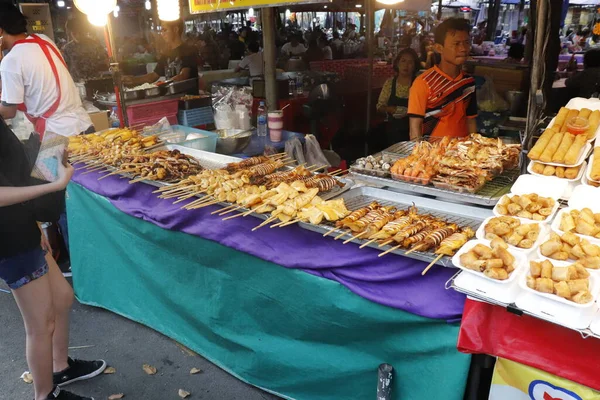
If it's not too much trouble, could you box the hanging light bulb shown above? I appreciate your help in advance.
[88,13,108,27]
[145,0,151,10]
[113,5,120,18]
[74,0,117,16]
[285,9,291,18]
[157,0,180,21]
[248,8,254,17]
[376,0,404,4]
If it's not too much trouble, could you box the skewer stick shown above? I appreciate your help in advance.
[404,244,425,255]
[172,192,200,204]
[98,169,135,180]
[378,243,403,257]
[343,231,367,244]
[334,230,350,240]
[422,254,444,276]
[188,199,221,209]
[212,204,236,215]
[323,226,339,237]
[129,176,152,184]
[184,196,213,208]
[359,238,379,249]
[219,205,244,216]
[222,212,247,221]
[330,169,349,177]
[280,218,303,227]
[269,153,288,160]
[378,239,394,247]
[327,169,341,176]
[252,216,277,231]
[82,167,110,175]
[270,220,287,228]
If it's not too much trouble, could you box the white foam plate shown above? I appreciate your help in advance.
[476,215,547,254]
[548,97,600,142]
[527,161,586,183]
[586,152,600,185]
[569,182,600,208]
[519,259,599,309]
[582,171,600,188]
[452,239,526,284]
[508,174,569,199]
[589,310,600,336]
[454,267,524,304]
[493,195,560,225]
[551,207,600,246]
[515,290,598,330]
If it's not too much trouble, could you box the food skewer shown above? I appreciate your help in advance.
[343,231,367,244]
[219,205,244,216]
[212,204,236,215]
[252,216,277,231]
[421,255,444,276]
[323,226,339,237]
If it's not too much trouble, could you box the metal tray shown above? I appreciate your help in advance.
[299,186,491,267]
[124,89,145,101]
[446,271,595,340]
[350,141,520,207]
[144,87,162,98]
[166,78,198,95]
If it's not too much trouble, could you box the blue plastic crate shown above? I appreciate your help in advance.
[178,107,214,127]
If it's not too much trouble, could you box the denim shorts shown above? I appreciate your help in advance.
[0,247,48,290]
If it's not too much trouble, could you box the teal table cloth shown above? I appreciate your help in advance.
[67,183,470,400]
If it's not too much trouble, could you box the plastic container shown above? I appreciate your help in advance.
[177,107,214,127]
[531,141,592,168]
[527,161,586,182]
[257,101,267,137]
[268,111,284,130]
[566,116,590,136]
[269,129,283,143]
[168,125,218,153]
[452,239,526,284]
[475,215,548,254]
[127,98,179,128]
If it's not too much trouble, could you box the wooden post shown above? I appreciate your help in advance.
[437,0,443,20]
[262,7,278,109]
[365,0,374,143]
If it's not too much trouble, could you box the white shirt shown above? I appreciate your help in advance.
[281,42,307,56]
[239,52,264,77]
[1,34,92,136]
[322,46,333,60]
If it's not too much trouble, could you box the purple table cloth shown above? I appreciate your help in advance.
[72,168,466,322]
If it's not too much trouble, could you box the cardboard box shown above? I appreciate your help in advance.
[88,111,109,132]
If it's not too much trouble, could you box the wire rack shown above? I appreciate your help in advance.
[349,140,521,207]
[299,187,488,267]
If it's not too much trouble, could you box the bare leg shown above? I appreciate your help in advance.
[12,273,56,400]
[45,253,74,373]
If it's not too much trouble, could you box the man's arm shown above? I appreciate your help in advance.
[409,117,423,141]
[0,103,17,119]
[172,67,191,82]
[467,118,478,134]
[122,72,159,87]
[407,78,428,139]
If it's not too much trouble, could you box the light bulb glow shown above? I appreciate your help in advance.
[57,1,65,7]
[157,0,180,21]
[355,4,362,7]
[248,7,254,17]
[145,0,151,10]
[285,9,291,18]
[74,0,117,16]
[88,13,108,27]
[375,0,404,4]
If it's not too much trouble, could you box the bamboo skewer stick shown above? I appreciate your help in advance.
[129,176,153,184]
[172,192,200,204]
[184,196,214,209]
[422,254,443,276]
[378,239,394,248]
[222,211,250,221]
[212,204,236,215]
[378,243,403,257]
[404,244,425,255]
[97,169,135,180]
[188,199,221,210]
[219,205,244,216]
[323,226,339,237]
[279,218,302,227]
[334,230,350,240]
[359,238,379,249]
[252,216,277,231]
[270,220,287,228]
[330,169,349,177]
[327,169,341,176]
[343,231,367,244]
[82,167,110,175]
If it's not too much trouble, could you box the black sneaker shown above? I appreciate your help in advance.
[46,386,94,400]
[53,357,107,387]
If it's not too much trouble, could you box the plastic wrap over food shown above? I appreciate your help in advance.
[285,137,306,166]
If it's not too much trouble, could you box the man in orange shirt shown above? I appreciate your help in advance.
[408,18,477,139]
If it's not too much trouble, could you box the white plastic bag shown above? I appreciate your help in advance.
[285,137,305,166]
[477,77,509,112]
[304,135,330,168]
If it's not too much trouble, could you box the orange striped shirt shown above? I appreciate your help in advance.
[408,66,477,138]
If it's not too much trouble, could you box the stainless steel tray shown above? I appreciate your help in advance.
[350,141,520,207]
[299,186,491,267]
[162,144,241,169]
[144,87,162,98]
[124,89,145,101]
[166,78,198,95]
[446,271,595,340]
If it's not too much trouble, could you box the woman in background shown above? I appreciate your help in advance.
[369,48,420,152]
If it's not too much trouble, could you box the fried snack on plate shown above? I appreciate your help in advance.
[554,281,571,299]
[555,166,565,178]
[528,129,556,161]
[541,260,553,278]
[568,279,589,295]
[552,107,569,131]
[560,213,576,232]
[530,261,542,278]
[552,133,575,163]
[561,109,581,133]
[564,166,580,179]
[564,134,587,165]
[573,291,593,304]
[531,162,545,174]
[551,266,571,281]
[540,132,564,163]
[586,110,600,140]
[484,268,508,280]
[592,147,600,181]
[535,278,555,293]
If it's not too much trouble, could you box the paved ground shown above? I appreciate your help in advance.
[0,281,282,400]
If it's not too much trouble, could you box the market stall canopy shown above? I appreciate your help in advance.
[189,0,330,14]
